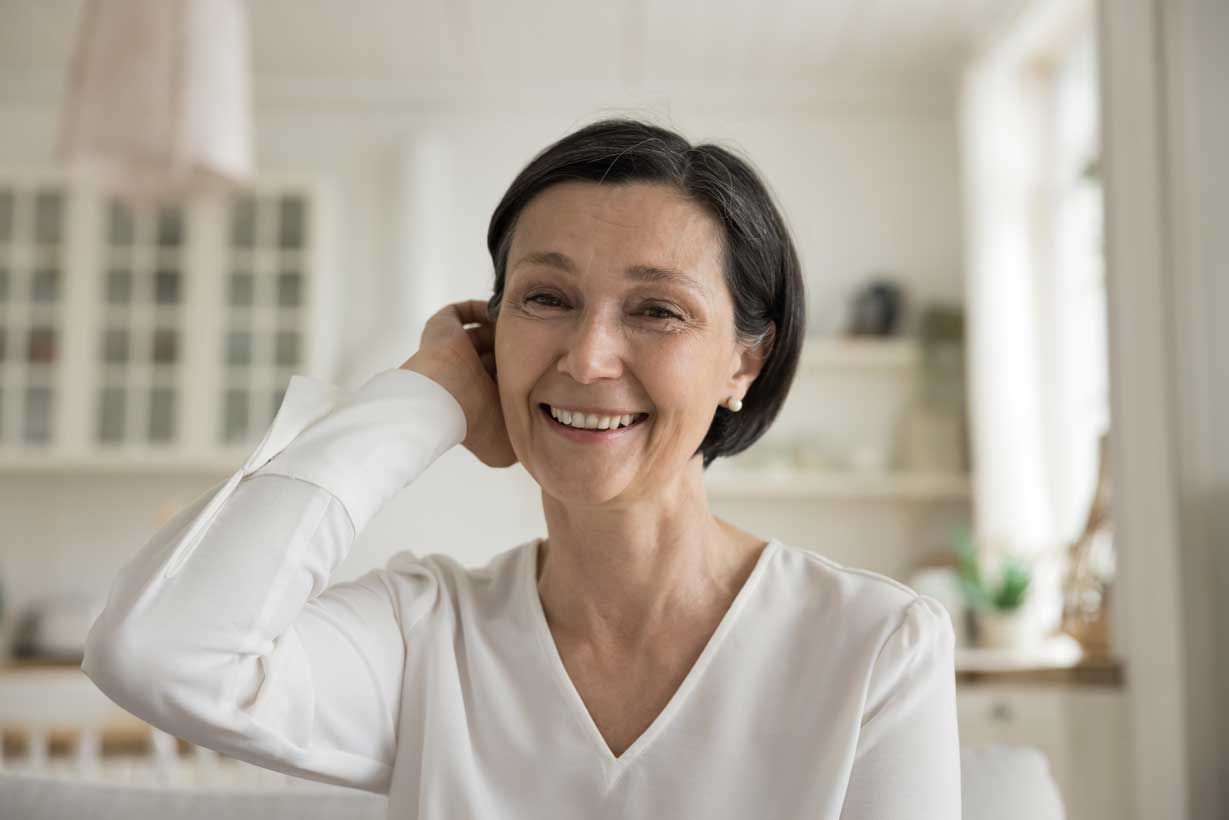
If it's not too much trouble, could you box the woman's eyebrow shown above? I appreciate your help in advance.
[511,250,708,296]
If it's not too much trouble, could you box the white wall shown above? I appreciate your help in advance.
[0,91,965,654]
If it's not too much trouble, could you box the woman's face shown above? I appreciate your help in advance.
[494,181,763,504]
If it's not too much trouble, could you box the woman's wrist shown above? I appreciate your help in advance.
[401,354,474,433]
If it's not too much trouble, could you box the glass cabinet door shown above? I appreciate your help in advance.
[0,183,68,447]
[220,191,310,446]
[0,171,328,470]
[95,198,187,447]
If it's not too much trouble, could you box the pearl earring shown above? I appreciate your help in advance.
[726,397,743,412]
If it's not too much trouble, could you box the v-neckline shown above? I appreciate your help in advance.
[522,535,780,779]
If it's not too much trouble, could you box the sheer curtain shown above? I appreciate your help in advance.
[958,0,1107,640]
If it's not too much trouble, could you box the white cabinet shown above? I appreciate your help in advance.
[0,169,338,471]
[957,684,1126,820]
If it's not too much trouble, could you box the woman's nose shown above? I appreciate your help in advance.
[557,310,623,383]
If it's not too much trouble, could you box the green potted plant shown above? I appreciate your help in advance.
[954,527,1036,649]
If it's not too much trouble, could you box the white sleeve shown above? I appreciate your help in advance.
[839,595,963,820]
[81,367,467,794]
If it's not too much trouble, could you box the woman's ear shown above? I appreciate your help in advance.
[729,321,775,395]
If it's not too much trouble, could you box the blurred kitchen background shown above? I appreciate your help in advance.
[0,1,1225,819]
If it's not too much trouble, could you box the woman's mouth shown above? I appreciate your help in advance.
[539,403,650,442]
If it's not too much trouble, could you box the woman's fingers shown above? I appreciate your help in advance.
[453,298,493,327]
[407,297,517,469]
[466,323,495,352]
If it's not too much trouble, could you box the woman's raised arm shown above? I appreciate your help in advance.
[81,366,467,794]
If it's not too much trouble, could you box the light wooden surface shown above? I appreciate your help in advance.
[0,657,190,760]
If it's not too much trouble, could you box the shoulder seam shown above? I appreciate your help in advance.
[858,592,926,728]
[876,595,949,666]
[884,593,927,643]
[787,544,922,598]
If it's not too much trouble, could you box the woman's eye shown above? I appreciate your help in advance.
[643,305,682,320]
[525,293,564,308]
[523,293,680,322]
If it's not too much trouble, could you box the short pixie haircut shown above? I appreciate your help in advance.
[485,117,806,469]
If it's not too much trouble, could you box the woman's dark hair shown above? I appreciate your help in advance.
[486,117,806,469]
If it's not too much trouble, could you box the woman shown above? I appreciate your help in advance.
[83,118,961,818]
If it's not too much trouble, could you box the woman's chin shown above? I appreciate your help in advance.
[534,464,639,504]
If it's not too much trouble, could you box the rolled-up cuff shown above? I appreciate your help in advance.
[251,367,467,536]
[160,368,465,580]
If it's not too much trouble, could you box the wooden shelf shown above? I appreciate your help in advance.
[0,720,177,759]
[1,656,86,670]
[798,336,921,370]
[705,466,971,501]
[0,450,243,475]
[955,634,1124,687]
[957,656,1124,687]
[957,632,1083,672]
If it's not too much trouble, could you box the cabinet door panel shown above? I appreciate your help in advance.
[216,188,317,453]
[92,198,189,449]
[958,685,1125,820]
[0,178,69,448]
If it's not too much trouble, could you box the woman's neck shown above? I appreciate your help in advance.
[535,469,765,652]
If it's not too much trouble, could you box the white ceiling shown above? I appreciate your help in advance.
[0,0,1024,106]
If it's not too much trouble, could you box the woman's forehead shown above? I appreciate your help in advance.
[508,182,726,287]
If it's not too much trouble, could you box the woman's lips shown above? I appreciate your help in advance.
[539,404,648,441]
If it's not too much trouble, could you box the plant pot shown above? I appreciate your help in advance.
[975,608,1038,650]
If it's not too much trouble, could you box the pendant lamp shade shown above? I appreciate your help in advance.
[58,0,254,205]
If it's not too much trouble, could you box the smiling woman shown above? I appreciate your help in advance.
[485,120,806,471]
[83,118,962,820]
[493,180,778,506]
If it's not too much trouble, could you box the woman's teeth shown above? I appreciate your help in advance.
[546,405,646,430]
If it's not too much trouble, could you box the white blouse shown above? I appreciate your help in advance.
[82,367,962,819]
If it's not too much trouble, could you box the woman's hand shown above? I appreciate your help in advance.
[400,299,518,468]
